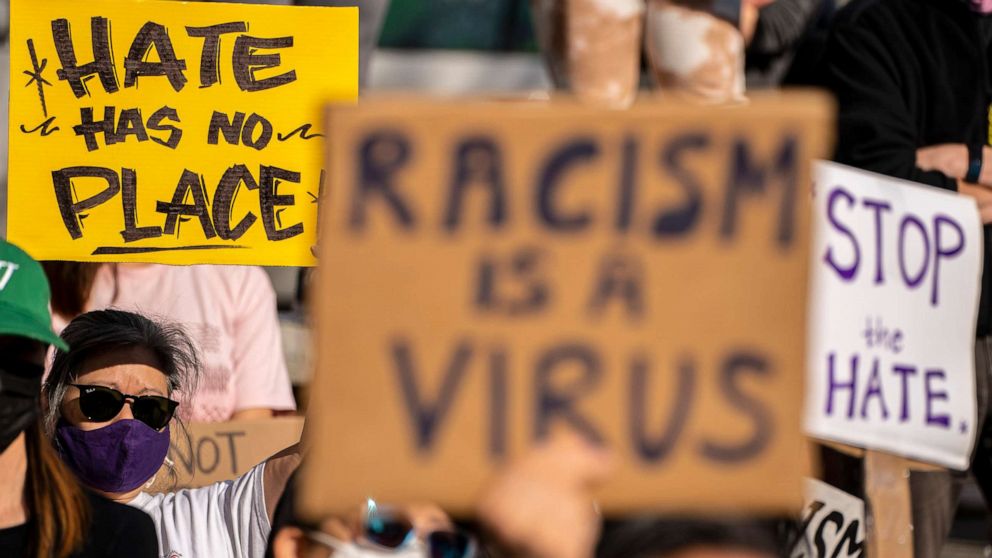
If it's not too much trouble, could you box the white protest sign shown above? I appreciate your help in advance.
[805,161,982,470]
[793,479,865,558]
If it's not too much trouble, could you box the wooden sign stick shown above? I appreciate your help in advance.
[865,450,914,558]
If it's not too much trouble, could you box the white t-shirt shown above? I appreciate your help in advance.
[129,463,270,558]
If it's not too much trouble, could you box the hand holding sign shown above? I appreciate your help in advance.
[957,182,992,224]
[478,434,614,558]
[915,144,992,222]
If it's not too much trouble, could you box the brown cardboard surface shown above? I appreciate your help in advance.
[865,450,914,558]
[301,94,834,518]
[149,417,304,491]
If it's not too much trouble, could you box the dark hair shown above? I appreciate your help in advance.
[43,309,200,436]
[0,334,90,558]
[24,419,90,558]
[597,517,796,558]
[40,262,104,319]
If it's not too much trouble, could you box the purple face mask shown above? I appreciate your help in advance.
[56,419,170,494]
[972,0,992,13]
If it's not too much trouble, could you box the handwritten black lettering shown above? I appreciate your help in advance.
[587,251,645,320]
[260,166,303,240]
[52,166,121,239]
[156,170,217,239]
[120,168,163,242]
[277,123,324,142]
[350,131,415,231]
[22,39,53,118]
[185,22,248,88]
[213,165,259,241]
[443,137,507,231]
[20,117,60,136]
[232,35,297,92]
[721,135,799,249]
[207,111,245,145]
[123,22,188,91]
[52,17,119,97]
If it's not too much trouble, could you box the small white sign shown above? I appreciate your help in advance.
[794,479,865,558]
[805,162,983,470]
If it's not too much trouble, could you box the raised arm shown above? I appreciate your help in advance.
[263,443,302,522]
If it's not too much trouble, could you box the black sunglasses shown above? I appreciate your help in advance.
[362,500,477,558]
[71,384,178,430]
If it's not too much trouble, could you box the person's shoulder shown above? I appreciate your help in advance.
[835,0,941,27]
[835,0,893,21]
[216,265,278,303]
[87,491,156,531]
[78,492,158,558]
[142,477,245,508]
[181,264,268,303]
[827,0,944,56]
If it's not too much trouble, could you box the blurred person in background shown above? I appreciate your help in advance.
[642,0,750,103]
[477,435,791,558]
[269,436,792,558]
[44,262,296,422]
[825,0,992,554]
[743,0,837,88]
[597,519,785,558]
[43,309,301,558]
[0,241,157,558]
[266,476,475,558]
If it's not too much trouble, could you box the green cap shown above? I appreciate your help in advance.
[0,240,67,351]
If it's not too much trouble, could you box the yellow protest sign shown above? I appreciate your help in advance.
[301,94,834,518]
[8,0,357,265]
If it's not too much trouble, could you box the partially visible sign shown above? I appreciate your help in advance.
[301,94,834,518]
[8,0,357,265]
[794,479,865,558]
[805,162,982,470]
[150,418,304,491]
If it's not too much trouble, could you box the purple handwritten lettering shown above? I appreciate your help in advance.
[893,364,916,422]
[898,215,929,289]
[823,187,859,281]
[924,368,951,428]
[862,197,891,285]
[860,357,889,419]
[933,214,964,307]
[826,352,857,419]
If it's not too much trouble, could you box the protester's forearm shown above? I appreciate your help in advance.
[263,443,302,521]
[916,144,992,187]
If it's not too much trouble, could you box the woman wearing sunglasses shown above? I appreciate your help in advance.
[42,309,301,558]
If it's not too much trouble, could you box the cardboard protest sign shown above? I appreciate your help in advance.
[149,417,304,491]
[805,162,982,470]
[300,94,834,517]
[8,0,357,265]
[794,479,865,558]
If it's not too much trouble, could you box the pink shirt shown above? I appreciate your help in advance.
[53,264,296,422]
